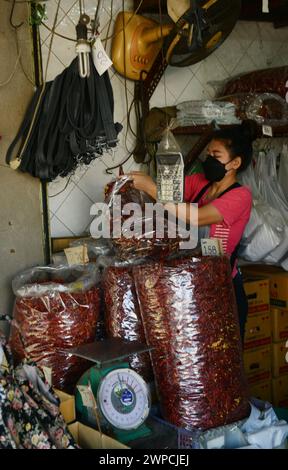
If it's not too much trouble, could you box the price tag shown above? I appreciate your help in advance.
[92,38,113,76]
[262,0,269,13]
[201,238,222,257]
[262,125,273,137]
[10,158,21,170]
[64,245,89,266]
[77,385,96,408]
[42,366,52,386]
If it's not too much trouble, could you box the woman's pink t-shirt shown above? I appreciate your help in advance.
[184,173,252,277]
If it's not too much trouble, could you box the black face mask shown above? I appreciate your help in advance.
[202,155,231,182]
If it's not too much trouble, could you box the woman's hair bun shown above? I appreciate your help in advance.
[241,119,258,142]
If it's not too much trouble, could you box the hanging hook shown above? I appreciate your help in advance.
[10,0,24,30]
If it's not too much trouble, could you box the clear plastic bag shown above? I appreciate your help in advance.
[69,237,114,260]
[101,256,153,382]
[278,144,288,202]
[175,93,288,127]
[133,255,250,431]
[255,150,288,218]
[239,200,285,262]
[9,264,101,390]
[239,151,288,263]
[104,176,180,260]
[220,66,288,100]
[175,100,241,126]
[220,93,288,127]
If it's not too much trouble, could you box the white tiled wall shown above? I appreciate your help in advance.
[40,0,288,237]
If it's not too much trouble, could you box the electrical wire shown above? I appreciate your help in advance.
[158,0,169,128]
[49,174,73,197]
[0,0,35,87]
[40,0,145,43]
[17,0,61,163]
[0,50,21,87]
[104,0,113,48]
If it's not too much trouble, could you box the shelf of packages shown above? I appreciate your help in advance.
[172,124,288,137]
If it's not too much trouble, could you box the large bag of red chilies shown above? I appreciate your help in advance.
[133,255,250,431]
[220,66,288,100]
[9,264,100,391]
[100,256,153,382]
[104,176,180,260]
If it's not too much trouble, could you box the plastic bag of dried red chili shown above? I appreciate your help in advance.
[104,176,180,260]
[133,255,250,431]
[9,264,101,391]
[99,255,154,383]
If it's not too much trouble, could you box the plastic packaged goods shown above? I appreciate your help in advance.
[239,200,285,262]
[278,144,288,202]
[175,100,241,127]
[133,255,250,431]
[175,93,288,128]
[222,93,288,127]
[239,157,288,264]
[102,258,153,382]
[220,66,288,100]
[9,265,100,391]
[104,176,180,260]
[69,237,114,260]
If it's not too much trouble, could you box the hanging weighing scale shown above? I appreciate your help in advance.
[156,128,184,203]
[68,339,153,444]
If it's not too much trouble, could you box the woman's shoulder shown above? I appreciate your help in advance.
[234,184,252,200]
[184,173,209,202]
[220,183,253,209]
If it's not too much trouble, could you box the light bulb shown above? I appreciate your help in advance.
[76,40,91,78]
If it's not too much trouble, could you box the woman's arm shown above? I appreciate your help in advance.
[172,202,224,226]
[129,171,157,200]
[129,172,223,226]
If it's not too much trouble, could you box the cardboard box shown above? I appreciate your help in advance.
[244,311,271,350]
[272,375,288,408]
[68,422,130,449]
[242,266,288,309]
[271,308,288,342]
[272,341,288,377]
[243,276,270,314]
[54,389,76,424]
[249,380,272,403]
[243,345,271,384]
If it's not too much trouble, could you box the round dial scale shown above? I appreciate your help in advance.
[97,368,150,431]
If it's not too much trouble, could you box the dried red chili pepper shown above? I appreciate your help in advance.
[9,266,100,391]
[103,264,153,382]
[133,255,250,430]
[104,177,180,260]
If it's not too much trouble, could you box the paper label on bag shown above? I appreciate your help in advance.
[92,38,113,76]
[64,245,89,266]
[10,158,21,170]
[262,125,273,137]
[262,0,269,13]
[0,346,3,367]
[201,238,222,256]
[77,385,95,408]
[42,366,52,386]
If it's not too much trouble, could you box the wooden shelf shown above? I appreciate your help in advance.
[173,124,288,137]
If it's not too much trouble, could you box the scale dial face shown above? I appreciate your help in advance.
[97,368,150,431]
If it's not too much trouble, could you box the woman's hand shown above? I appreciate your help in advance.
[128,171,157,200]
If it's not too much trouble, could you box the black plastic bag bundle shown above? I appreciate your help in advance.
[6,56,122,181]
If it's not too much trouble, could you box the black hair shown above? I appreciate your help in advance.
[211,120,258,172]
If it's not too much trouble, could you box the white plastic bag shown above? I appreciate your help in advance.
[278,144,288,202]
[239,200,284,261]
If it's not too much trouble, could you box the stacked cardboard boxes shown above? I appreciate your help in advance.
[243,276,272,401]
[242,266,288,407]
